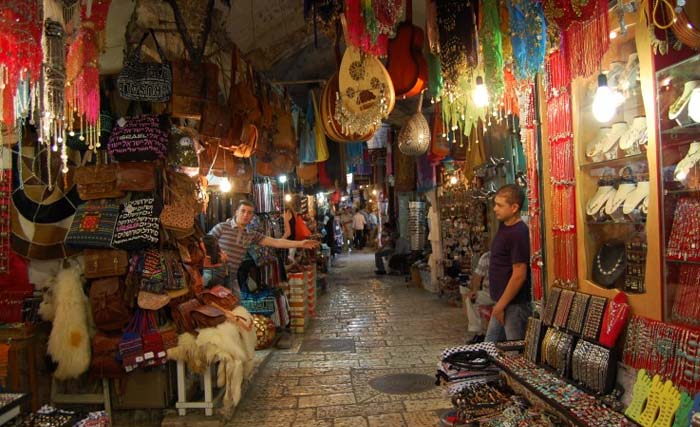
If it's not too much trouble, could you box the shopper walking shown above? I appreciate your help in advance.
[352,208,367,249]
[484,184,532,342]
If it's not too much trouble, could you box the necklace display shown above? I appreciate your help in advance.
[671,264,700,327]
[592,242,626,288]
[545,50,577,290]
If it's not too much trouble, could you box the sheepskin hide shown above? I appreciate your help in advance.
[47,261,91,380]
[167,306,256,410]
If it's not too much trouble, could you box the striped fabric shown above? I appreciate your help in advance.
[208,220,264,274]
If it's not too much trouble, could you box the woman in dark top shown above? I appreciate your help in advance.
[283,205,297,241]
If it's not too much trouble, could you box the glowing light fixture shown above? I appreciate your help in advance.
[592,73,624,123]
[609,30,618,39]
[371,189,378,196]
[346,173,353,185]
[284,193,292,202]
[278,175,287,184]
[472,76,489,108]
[450,175,458,185]
[688,88,700,123]
[219,176,232,193]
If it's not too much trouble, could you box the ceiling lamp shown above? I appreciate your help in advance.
[472,76,489,108]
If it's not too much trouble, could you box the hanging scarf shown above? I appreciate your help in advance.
[345,0,403,57]
[0,0,43,125]
[508,0,547,81]
[498,1,513,63]
[436,0,479,87]
[427,53,444,101]
[480,0,505,105]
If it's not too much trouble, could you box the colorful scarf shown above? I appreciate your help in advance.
[508,0,547,81]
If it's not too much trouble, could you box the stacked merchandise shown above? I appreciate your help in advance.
[305,265,317,318]
[287,271,308,334]
[408,201,427,251]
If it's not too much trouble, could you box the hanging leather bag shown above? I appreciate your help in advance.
[232,124,258,158]
[170,60,219,120]
[90,277,130,332]
[107,114,169,162]
[117,30,172,102]
[84,249,129,279]
[73,164,124,201]
[115,162,157,192]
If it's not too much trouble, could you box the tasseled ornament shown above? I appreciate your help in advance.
[66,28,100,125]
[0,0,43,125]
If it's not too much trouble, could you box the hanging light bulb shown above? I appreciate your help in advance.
[592,73,623,123]
[450,175,458,185]
[219,175,232,193]
[278,175,287,184]
[688,88,700,123]
[472,76,489,108]
[284,193,292,202]
[371,189,377,196]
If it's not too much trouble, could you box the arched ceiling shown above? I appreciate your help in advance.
[99,0,430,125]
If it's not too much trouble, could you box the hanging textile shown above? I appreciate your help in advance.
[480,0,504,105]
[416,153,436,192]
[426,53,444,102]
[544,0,609,79]
[507,0,547,81]
[344,0,404,57]
[544,49,577,290]
[436,0,479,87]
[498,1,513,63]
[345,142,365,172]
[0,0,43,126]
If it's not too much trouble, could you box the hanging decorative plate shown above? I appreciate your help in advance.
[321,72,378,142]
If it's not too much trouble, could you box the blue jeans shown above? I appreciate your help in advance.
[484,302,531,342]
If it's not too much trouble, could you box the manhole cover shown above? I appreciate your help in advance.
[299,339,356,353]
[368,373,436,395]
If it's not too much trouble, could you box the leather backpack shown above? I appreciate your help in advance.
[89,277,130,332]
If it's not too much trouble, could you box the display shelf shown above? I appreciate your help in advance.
[585,220,646,226]
[665,257,700,265]
[661,123,700,136]
[657,53,700,325]
[579,153,647,170]
[493,354,638,427]
[664,188,700,196]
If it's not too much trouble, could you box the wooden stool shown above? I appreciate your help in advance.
[50,377,111,421]
[175,360,214,416]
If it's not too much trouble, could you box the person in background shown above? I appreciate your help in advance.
[209,200,319,296]
[352,208,366,249]
[465,250,495,343]
[340,207,354,252]
[374,225,395,275]
[368,209,379,248]
[484,184,532,342]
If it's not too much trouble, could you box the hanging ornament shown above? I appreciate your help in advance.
[344,0,403,57]
[0,0,43,126]
[436,0,479,88]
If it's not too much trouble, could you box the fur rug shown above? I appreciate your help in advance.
[167,305,256,410]
[46,259,92,380]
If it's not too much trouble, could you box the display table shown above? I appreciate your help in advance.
[0,393,28,426]
[493,353,637,427]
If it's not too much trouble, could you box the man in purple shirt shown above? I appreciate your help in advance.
[484,184,532,342]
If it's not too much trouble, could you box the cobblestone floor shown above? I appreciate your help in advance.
[225,250,468,427]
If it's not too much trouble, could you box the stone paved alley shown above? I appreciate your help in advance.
[226,251,468,427]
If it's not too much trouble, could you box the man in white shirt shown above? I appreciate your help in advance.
[352,209,366,249]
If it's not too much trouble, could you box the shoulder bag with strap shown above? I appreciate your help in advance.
[117,30,172,102]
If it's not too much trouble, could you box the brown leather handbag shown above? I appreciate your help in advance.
[198,285,239,311]
[255,155,274,177]
[230,48,261,124]
[200,102,231,140]
[171,60,219,120]
[190,304,226,329]
[297,163,318,185]
[116,162,156,191]
[172,298,202,334]
[271,150,296,175]
[272,101,296,152]
[84,249,128,279]
[73,164,124,201]
[232,124,258,158]
[89,277,130,332]
[90,332,123,378]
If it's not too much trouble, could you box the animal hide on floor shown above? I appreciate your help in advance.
[167,305,256,410]
[47,260,92,380]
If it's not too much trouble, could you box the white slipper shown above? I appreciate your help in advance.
[605,182,636,215]
[623,181,650,214]
[674,141,700,181]
[669,80,700,120]
[587,185,616,216]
